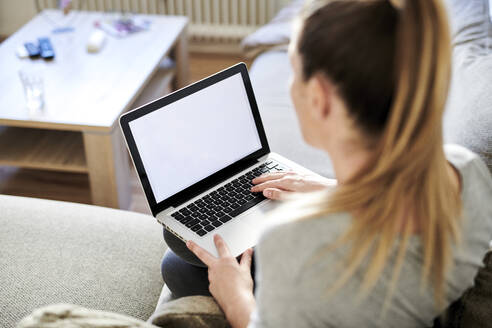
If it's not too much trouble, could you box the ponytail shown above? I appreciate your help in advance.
[373,0,459,306]
[289,0,460,308]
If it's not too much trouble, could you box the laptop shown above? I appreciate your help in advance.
[120,63,313,257]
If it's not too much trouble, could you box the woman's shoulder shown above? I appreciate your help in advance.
[445,144,491,183]
[446,144,492,276]
[445,144,492,237]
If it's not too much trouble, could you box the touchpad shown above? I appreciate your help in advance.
[242,200,281,229]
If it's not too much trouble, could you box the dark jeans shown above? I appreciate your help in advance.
[161,228,256,298]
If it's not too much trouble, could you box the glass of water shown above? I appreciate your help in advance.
[18,69,44,114]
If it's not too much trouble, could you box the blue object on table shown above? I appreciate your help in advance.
[52,26,75,34]
[38,37,55,60]
[24,42,40,58]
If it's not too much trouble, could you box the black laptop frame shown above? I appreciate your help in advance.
[120,63,270,217]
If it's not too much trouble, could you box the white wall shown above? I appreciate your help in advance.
[0,0,37,36]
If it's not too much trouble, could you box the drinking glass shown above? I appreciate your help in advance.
[18,69,44,114]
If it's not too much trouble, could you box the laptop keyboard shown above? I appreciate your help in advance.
[170,160,287,237]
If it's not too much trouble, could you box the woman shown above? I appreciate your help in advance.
[162,0,492,326]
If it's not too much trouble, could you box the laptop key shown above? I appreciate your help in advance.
[252,192,264,199]
[229,195,266,218]
[211,220,222,227]
[181,217,192,224]
[223,206,233,213]
[196,229,207,236]
[179,208,191,216]
[185,219,200,228]
[204,225,215,232]
[191,224,202,232]
[219,215,233,223]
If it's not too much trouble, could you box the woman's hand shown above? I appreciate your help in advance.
[187,234,256,328]
[251,171,336,200]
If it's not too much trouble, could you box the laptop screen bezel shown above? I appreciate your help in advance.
[120,63,270,217]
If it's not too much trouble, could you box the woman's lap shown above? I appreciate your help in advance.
[161,228,256,298]
[163,227,206,267]
[161,248,212,298]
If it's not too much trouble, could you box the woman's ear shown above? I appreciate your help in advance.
[306,74,331,120]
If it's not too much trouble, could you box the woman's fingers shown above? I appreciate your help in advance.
[240,248,254,269]
[262,187,289,200]
[252,171,293,184]
[251,177,296,193]
[213,234,231,258]
[187,240,215,266]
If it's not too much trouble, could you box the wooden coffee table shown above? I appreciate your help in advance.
[0,10,189,209]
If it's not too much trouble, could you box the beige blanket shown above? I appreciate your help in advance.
[17,296,229,328]
[17,303,157,328]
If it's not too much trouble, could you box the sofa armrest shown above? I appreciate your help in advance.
[0,195,166,327]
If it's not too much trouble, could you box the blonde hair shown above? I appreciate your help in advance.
[281,0,462,308]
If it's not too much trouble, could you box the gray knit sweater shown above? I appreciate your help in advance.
[248,145,492,328]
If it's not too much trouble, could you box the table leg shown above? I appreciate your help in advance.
[83,128,132,209]
[173,25,190,89]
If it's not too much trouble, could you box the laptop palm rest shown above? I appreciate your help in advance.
[196,219,258,258]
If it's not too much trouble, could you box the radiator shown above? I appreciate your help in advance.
[35,0,285,42]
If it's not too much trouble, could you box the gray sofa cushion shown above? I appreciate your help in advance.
[241,0,303,58]
[250,51,335,178]
[0,195,166,328]
[249,0,492,176]
[444,0,492,171]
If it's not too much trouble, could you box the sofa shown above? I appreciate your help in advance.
[1,0,491,327]
[245,0,492,174]
[0,194,166,327]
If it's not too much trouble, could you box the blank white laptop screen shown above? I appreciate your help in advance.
[129,73,262,203]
